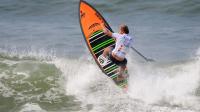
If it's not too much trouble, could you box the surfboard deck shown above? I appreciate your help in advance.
[79,0,128,89]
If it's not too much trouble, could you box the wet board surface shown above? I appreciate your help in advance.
[79,0,128,89]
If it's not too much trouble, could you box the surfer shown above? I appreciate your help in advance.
[102,24,133,81]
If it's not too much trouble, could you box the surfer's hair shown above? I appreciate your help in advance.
[121,25,129,34]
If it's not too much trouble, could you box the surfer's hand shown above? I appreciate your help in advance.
[103,28,112,37]
[103,28,108,34]
[101,23,107,33]
[101,23,105,28]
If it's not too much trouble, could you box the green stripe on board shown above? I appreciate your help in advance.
[105,66,118,73]
[111,74,118,79]
[93,39,114,52]
[119,81,128,88]
[91,30,103,38]
[105,64,116,71]
[119,83,127,88]
[105,65,117,71]
[93,38,113,50]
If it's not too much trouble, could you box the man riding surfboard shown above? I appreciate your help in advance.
[101,24,133,81]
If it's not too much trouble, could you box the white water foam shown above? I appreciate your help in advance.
[128,49,200,110]
[53,57,130,111]
[19,103,46,112]
[53,52,200,112]
[0,46,56,60]
[196,47,200,58]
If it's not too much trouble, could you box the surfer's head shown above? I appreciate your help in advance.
[119,24,129,34]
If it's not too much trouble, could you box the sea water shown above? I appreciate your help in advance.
[0,0,200,112]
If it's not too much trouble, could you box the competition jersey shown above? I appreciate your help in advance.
[112,33,133,58]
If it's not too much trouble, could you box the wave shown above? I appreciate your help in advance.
[0,47,200,112]
[54,49,200,111]
[0,53,81,112]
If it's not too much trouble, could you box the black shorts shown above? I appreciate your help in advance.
[109,53,127,66]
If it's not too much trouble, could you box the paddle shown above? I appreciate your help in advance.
[131,47,155,62]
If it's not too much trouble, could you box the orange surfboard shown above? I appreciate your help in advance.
[79,0,128,88]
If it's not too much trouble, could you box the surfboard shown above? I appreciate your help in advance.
[79,0,128,89]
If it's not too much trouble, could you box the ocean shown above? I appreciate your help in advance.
[0,0,200,112]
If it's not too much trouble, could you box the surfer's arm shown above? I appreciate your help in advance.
[103,28,113,37]
[101,23,113,37]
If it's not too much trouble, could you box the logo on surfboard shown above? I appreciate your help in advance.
[98,55,108,66]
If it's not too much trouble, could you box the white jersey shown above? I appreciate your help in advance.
[112,33,133,58]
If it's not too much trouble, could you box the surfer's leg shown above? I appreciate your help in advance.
[120,65,126,75]
[117,65,126,81]
[117,58,128,81]
[103,46,112,58]
[98,46,112,66]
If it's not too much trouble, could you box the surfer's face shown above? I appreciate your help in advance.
[119,26,124,34]
[119,25,125,34]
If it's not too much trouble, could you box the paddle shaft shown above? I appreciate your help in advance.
[131,47,154,62]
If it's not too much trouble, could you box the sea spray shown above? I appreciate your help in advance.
[128,52,200,110]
